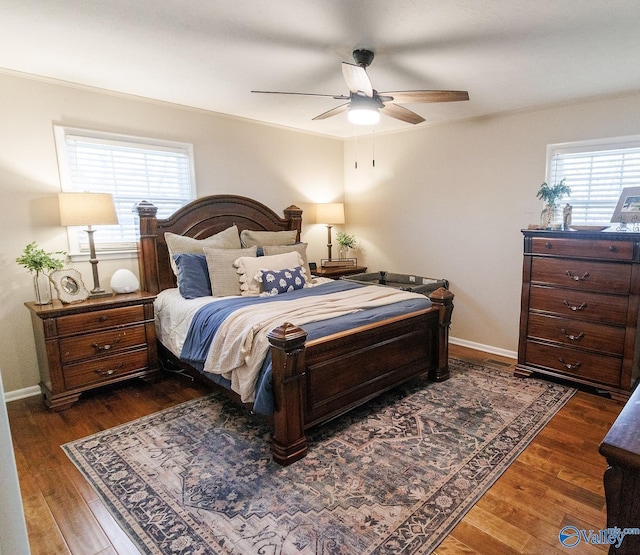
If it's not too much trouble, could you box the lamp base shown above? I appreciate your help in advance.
[89,289,112,299]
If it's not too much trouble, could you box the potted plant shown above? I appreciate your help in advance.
[16,242,67,305]
[336,231,357,259]
[537,178,571,228]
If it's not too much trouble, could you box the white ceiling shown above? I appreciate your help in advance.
[2,0,640,138]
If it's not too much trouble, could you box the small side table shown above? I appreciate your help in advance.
[25,291,159,410]
[311,265,367,280]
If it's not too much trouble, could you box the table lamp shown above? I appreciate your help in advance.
[316,202,345,261]
[58,192,119,297]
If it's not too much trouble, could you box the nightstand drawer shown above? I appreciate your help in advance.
[531,257,631,294]
[63,348,150,389]
[529,285,628,325]
[531,237,633,260]
[60,325,147,364]
[57,305,146,336]
[527,313,625,355]
[525,341,621,387]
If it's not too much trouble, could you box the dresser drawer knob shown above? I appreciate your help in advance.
[560,329,585,342]
[609,245,618,252]
[558,358,582,371]
[565,270,590,281]
[545,242,553,249]
[91,337,121,352]
[563,300,587,312]
[94,363,123,377]
[98,315,109,322]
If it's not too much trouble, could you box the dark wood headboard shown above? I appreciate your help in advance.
[136,195,303,294]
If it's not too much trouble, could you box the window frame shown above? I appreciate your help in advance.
[546,134,640,226]
[53,125,196,259]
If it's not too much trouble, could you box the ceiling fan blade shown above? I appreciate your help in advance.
[252,90,349,100]
[341,62,373,97]
[380,103,425,125]
[380,90,469,103]
[312,102,350,121]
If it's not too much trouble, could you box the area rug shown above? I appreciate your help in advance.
[63,359,575,554]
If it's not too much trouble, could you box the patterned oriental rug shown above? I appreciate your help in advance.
[63,359,575,555]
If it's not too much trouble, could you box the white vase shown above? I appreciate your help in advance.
[33,272,51,305]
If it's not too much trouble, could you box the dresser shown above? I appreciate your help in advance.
[26,292,159,410]
[517,230,640,399]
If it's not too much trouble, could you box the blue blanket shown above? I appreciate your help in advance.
[180,280,432,414]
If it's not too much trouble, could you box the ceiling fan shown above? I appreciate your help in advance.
[252,49,469,125]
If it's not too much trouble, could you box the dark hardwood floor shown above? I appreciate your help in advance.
[8,345,623,554]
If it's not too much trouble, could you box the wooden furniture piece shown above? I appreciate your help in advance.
[26,292,159,410]
[310,265,367,279]
[136,195,454,465]
[517,229,640,399]
[600,385,640,554]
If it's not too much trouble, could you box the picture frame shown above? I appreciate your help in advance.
[611,186,640,225]
[49,268,90,303]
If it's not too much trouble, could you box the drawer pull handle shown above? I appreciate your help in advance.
[544,242,553,249]
[609,245,618,252]
[558,358,582,371]
[563,300,587,312]
[560,329,585,342]
[98,315,109,322]
[565,270,590,281]
[92,337,121,352]
[94,363,123,377]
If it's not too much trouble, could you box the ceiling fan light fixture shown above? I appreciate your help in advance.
[348,107,380,125]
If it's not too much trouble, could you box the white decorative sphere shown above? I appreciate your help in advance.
[110,269,140,294]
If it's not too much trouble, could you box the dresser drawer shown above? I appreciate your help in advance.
[531,257,631,294]
[531,237,633,260]
[59,325,147,364]
[63,348,150,389]
[527,313,625,355]
[57,305,146,336]
[529,285,629,325]
[525,341,621,387]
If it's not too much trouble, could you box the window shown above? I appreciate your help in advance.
[54,125,196,254]
[547,135,640,225]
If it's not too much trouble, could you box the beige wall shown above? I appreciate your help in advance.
[0,71,343,393]
[2,68,639,395]
[344,93,640,355]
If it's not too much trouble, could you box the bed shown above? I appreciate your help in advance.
[136,194,454,465]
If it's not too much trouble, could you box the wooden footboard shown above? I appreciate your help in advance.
[267,287,454,466]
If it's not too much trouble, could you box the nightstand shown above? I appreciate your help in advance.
[311,265,367,279]
[26,291,159,410]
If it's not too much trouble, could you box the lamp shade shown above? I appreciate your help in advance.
[316,203,345,225]
[58,192,118,226]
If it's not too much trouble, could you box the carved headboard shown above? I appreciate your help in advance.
[136,194,303,294]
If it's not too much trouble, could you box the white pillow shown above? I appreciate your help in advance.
[234,251,304,296]
[165,225,241,275]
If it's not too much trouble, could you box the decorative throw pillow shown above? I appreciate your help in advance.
[263,243,311,280]
[257,266,306,296]
[173,253,211,298]
[240,229,298,248]
[203,246,257,297]
[165,225,241,275]
[234,250,304,296]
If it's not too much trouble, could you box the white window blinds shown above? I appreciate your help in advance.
[54,126,195,252]
[548,136,640,225]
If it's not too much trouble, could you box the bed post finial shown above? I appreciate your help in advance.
[428,287,454,381]
[267,322,308,465]
[136,200,160,294]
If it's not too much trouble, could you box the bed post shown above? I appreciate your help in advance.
[267,322,308,466]
[283,205,303,241]
[428,287,455,381]
[136,201,160,295]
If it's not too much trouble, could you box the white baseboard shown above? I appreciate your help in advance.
[4,385,41,403]
[450,336,517,361]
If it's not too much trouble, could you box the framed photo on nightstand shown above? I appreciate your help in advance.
[50,268,90,303]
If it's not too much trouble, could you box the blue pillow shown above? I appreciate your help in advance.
[173,253,212,298]
[259,266,306,296]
